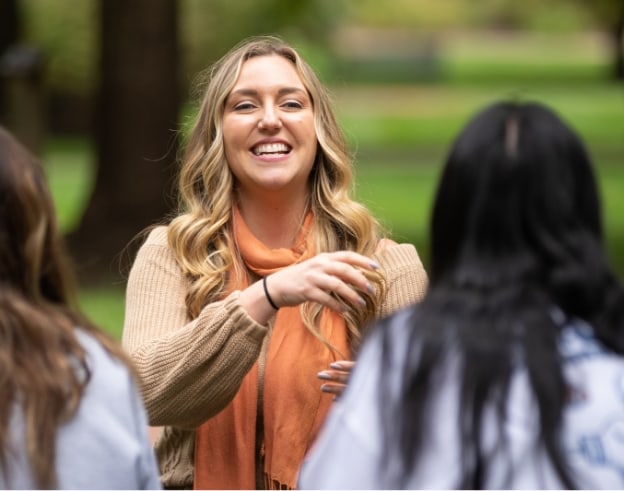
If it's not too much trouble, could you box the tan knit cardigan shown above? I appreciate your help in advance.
[122,226,428,489]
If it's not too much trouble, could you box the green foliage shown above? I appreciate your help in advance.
[19,0,618,98]
[342,0,470,29]
[18,0,344,100]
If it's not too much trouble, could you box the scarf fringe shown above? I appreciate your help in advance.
[264,473,294,490]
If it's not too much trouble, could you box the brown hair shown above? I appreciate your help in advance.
[0,126,134,488]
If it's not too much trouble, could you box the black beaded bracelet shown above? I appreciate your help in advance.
[262,276,280,310]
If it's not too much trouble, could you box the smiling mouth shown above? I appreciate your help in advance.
[252,142,291,156]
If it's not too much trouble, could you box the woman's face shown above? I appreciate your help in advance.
[222,54,317,201]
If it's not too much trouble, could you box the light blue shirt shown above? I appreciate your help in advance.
[299,309,624,489]
[1,331,162,490]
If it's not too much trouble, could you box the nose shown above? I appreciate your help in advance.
[258,105,282,131]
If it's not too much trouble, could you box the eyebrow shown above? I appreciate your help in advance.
[229,86,307,98]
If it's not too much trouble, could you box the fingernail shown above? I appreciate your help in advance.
[358,296,366,306]
[320,384,333,393]
[317,371,331,380]
[366,283,374,293]
[329,362,343,370]
[370,261,380,269]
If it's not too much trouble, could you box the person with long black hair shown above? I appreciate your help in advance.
[298,100,624,489]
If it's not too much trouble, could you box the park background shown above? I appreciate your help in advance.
[1,0,622,340]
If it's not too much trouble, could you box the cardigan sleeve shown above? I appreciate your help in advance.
[121,226,268,429]
[375,242,428,318]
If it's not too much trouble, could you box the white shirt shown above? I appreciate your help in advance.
[299,308,624,489]
[0,331,161,490]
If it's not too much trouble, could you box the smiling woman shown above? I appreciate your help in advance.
[120,35,428,489]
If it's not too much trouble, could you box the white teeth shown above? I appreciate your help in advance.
[253,143,290,155]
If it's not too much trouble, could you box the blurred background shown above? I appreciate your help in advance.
[1,0,622,339]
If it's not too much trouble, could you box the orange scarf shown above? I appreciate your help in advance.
[194,208,349,490]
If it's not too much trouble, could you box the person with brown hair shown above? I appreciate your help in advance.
[0,126,161,489]
[122,35,428,489]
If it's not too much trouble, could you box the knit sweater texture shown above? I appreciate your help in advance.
[122,225,428,489]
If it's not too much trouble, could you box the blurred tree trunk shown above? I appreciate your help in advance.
[575,0,624,81]
[68,0,180,283]
[0,0,21,119]
[613,4,624,80]
[0,0,19,51]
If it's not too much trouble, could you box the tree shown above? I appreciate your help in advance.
[587,0,624,80]
[0,0,21,123]
[566,0,624,80]
[68,0,180,283]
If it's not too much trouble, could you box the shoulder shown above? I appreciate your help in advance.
[553,318,624,488]
[374,240,423,270]
[558,316,624,389]
[143,225,169,247]
[71,331,147,433]
[75,330,138,403]
[130,225,172,266]
[375,237,398,252]
[130,224,178,272]
[55,330,160,488]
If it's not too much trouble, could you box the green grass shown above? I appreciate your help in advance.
[334,83,624,150]
[45,138,95,232]
[77,285,126,340]
[356,165,440,236]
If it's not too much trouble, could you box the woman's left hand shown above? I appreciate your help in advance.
[317,360,355,400]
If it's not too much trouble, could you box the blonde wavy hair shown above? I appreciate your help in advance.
[168,35,385,350]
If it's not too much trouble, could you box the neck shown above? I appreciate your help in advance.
[237,193,310,249]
